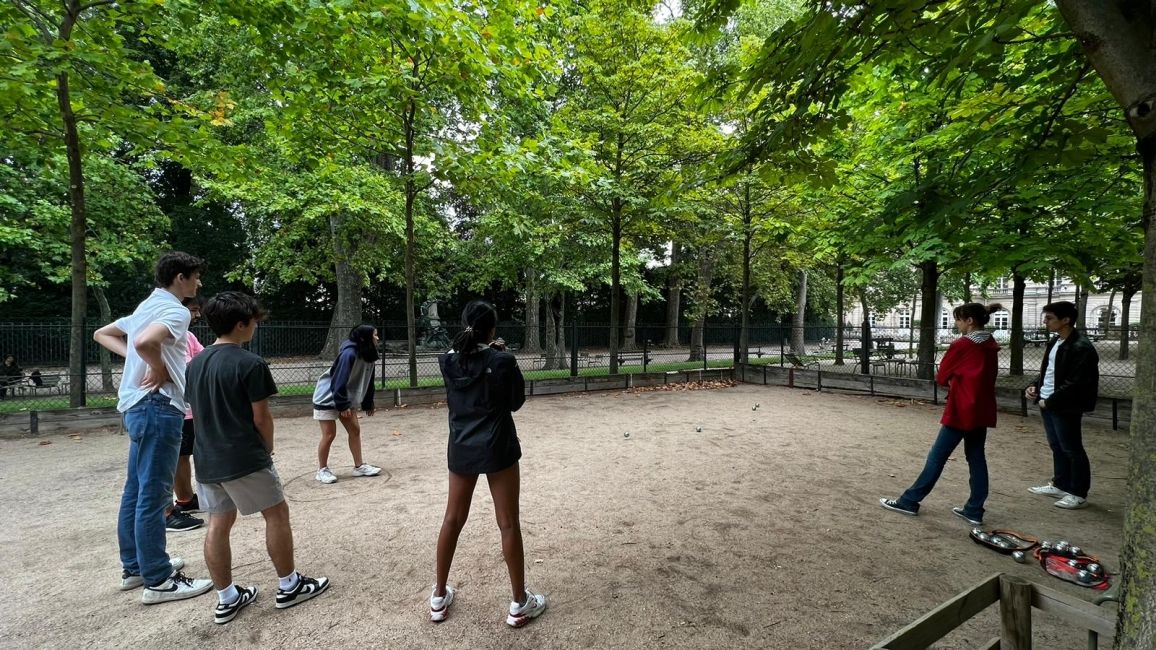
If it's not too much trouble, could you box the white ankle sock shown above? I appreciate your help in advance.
[279,572,299,591]
[218,584,239,605]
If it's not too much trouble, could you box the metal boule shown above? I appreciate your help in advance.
[1068,559,1080,567]
[1011,551,1026,563]
[1077,570,1093,583]
[1055,541,1070,553]
[1087,563,1102,574]
[624,432,630,438]
[971,527,984,537]
[1070,546,1082,556]
[695,426,702,432]
[978,533,991,542]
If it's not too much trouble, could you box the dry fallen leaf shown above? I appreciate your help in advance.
[38,440,52,446]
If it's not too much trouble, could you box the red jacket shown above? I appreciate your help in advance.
[936,334,1000,430]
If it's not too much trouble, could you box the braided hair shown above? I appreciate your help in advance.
[348,324,380,363]
[451,300,498,365]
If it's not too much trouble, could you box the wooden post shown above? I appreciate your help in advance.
[29,410,39,436]
[999,574,1033,650]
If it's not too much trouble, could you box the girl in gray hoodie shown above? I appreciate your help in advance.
[313,325,382,484]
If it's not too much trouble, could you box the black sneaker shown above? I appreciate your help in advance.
[275,574,330,609]
[165,510,204,532]
[173,495,200,514]
[879,497,918,516]
[215,585,258,624]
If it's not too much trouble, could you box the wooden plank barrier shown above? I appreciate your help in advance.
[872,573,1115,650]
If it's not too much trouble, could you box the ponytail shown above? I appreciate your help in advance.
[953,302,1003,327]
[452,300,499,365]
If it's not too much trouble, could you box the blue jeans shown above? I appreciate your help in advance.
[118,393,183,586]
[897,425,989,520]
[1040,409,1090,498]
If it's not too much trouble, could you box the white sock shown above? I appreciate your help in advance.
[218,584,239,605]
[279,571,299,591]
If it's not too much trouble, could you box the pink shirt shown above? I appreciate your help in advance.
[184,331,205,419]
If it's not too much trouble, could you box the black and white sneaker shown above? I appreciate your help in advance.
[275,573,330,609]
[214,585,258,624]
[165,510,204,532]
[879,497,918,517]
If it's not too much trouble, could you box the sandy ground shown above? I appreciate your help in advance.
[0,383,1128,649]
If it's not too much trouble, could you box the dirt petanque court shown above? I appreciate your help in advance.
[0,383,1128,649]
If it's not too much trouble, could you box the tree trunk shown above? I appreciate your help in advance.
[916,260,939,380]
[93,286,114,393]
[1106,288,1117,334]
[402,92,419,388]
[687,253,716,362]
[663,242,681,347]
[739,222,752,363]
[609,205,622,373]
[58,67,87,408]
[1120,287,1135,360]
[834,262,845,366]
[1047,269,1055,304]
[907,290,918,359]
[523,268,541,354]
[1010,271,1026,375]
[543,292,568,370]
[790,270,807,355]
[1052,3,1156,644]
[859,289,872,375]
[1076,284,1090,330]
[622,291,638,352]
[963,272,973,302]
[321,213,363,359]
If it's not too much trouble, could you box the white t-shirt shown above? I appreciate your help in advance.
[1040,338,1063,399]
[113,289,191,413]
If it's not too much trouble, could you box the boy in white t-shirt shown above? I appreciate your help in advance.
[93,252,214,604]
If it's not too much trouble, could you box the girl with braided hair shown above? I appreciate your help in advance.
[427,300,546,627]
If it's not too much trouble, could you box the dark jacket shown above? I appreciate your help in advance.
[1,362,23,386]
[1032,329,1099,413]
[438,347,526,474]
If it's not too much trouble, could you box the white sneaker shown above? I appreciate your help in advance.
[120,557,185,591]
[142,571,213,604]
[1055,494,1088,509]
[430,585,455,622]
[316,467,337,484]
[507,589,547,628]
[1028,483,1067,497]
[353,463,382,477]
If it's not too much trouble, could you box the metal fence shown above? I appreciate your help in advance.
[0,321,1136,412]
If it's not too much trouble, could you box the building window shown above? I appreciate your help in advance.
[991,310,1010,330]
[940,309,950,329]
[995,276,1009,291]
[898,310,911,329]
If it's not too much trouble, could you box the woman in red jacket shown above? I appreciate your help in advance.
[880,302,1002,525]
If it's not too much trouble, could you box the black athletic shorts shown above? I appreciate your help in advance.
[180,418,195,456]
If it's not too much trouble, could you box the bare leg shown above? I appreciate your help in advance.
[317,421,337,469]
[435,471,478,596]
[486,463,525,601]
[204,510,238,589]
[261,500,295,578]
[174,456,195,503]
[341,412,364,467]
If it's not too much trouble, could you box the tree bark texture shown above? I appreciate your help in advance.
[1121,287,1136,360]
[1053,2,1156,645]
[740,224,752,363]
[916,260,939,380]
[663,242,681,347]
[322,213,363,359]
[622,291,638,352]
[94,286,114,393]
[790,270,808,355]
[524,269,541,353]
[1010,271,1025,375]
[609,205,622,373]
[687,252,716,362]
[543,293,567,370]
[834,262,845,365]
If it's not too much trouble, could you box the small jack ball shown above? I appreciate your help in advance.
[1011,551,1026,563]
[695,426,702,432]
[624,432,630,438]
